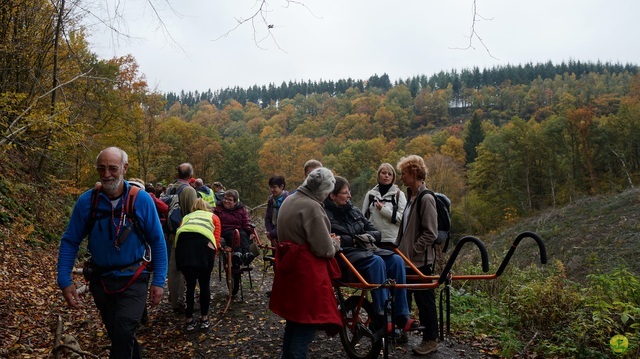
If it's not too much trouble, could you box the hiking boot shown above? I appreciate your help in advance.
[185,320,196,333]
[243,252,256,266]
[412,340,437,355]
[394,329,408,344]
[232,252,242,269]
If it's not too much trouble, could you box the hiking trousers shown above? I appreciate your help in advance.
[407,264,438,341]
[90,274,149,359]
[281,320,319,359]
[167,234,186,310]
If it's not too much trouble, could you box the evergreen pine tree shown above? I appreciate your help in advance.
[464,110,485,164]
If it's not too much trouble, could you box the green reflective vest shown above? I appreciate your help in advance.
[175,210,216,248]
[199,189,217,208]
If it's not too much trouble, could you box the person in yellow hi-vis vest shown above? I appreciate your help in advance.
[194,178,217,208]
[175,198,221,332]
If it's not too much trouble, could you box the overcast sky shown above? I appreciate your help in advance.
[86,0,640,94]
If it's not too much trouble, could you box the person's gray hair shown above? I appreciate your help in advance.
[303,167,335,200]
[97,147,128,165]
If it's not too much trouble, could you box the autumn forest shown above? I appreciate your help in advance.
[4,1,640,358]
[2,0,640,240]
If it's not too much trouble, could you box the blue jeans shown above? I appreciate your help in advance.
[352,254,410,318]
[281,321,319,359]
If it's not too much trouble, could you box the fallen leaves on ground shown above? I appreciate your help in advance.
[0,238,494,358]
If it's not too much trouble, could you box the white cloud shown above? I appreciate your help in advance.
[86,0,640,93]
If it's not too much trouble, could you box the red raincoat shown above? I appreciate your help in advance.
[269,241,342,335]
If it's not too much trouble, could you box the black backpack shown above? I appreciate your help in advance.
[159,184,187,234]
[365,191,401,224]
[415,189,452,252]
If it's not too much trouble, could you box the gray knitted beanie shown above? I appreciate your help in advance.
[303,167,335,200]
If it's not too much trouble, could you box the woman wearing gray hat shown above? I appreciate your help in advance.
[269,168,342,359]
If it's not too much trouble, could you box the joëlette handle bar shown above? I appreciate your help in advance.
[395,235,490,284]
[399,231,546,283]
[437,235,490,283]
[335,231,547,289]
[495,231,547,277]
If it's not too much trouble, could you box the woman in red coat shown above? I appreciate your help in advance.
[269,167,342,359]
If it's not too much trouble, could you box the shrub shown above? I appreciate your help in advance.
[578,268,640,355]
[504,261,581,331]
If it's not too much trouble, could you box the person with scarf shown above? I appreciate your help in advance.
[395,155,439,355]
[362,163,407,246]
[264,175,289,243]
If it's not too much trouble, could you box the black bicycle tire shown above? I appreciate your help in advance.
[339,296,382,359]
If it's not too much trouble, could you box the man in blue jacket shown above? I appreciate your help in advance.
[57,146,168,359]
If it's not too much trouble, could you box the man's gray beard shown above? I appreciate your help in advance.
[102,175,123,196]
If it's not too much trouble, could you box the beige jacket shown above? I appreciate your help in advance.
[277,186,340,259]
[396,183,438,268]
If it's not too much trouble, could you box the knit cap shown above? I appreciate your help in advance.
[303,167,335,200]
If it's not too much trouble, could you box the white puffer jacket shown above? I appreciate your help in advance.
[362,184,407,244]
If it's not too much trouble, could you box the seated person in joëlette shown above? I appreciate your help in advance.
[323,175,421,334]
[213,189,256,268]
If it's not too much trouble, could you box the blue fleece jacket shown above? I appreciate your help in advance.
[57,181,168,289]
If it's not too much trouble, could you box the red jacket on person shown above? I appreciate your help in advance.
[269,241,342,335]
[149,192,169,225]
[214,202,253,235]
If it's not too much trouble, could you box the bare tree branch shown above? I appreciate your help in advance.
[74,0,186,55]
[144,0,183,51]
[213,0,320,51]
[53,343,100,358]
[450,0,499,60]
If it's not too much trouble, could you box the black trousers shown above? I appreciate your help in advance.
[222,229,250,253]
[90,274,149,359]
[407,264,438,341]
[182,265,214,318]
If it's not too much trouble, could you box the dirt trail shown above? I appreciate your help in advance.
[135,259,490,359]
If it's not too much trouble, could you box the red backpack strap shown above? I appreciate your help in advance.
[125,185,141,215]
[124,185,148,246]
[85,184,102,238]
